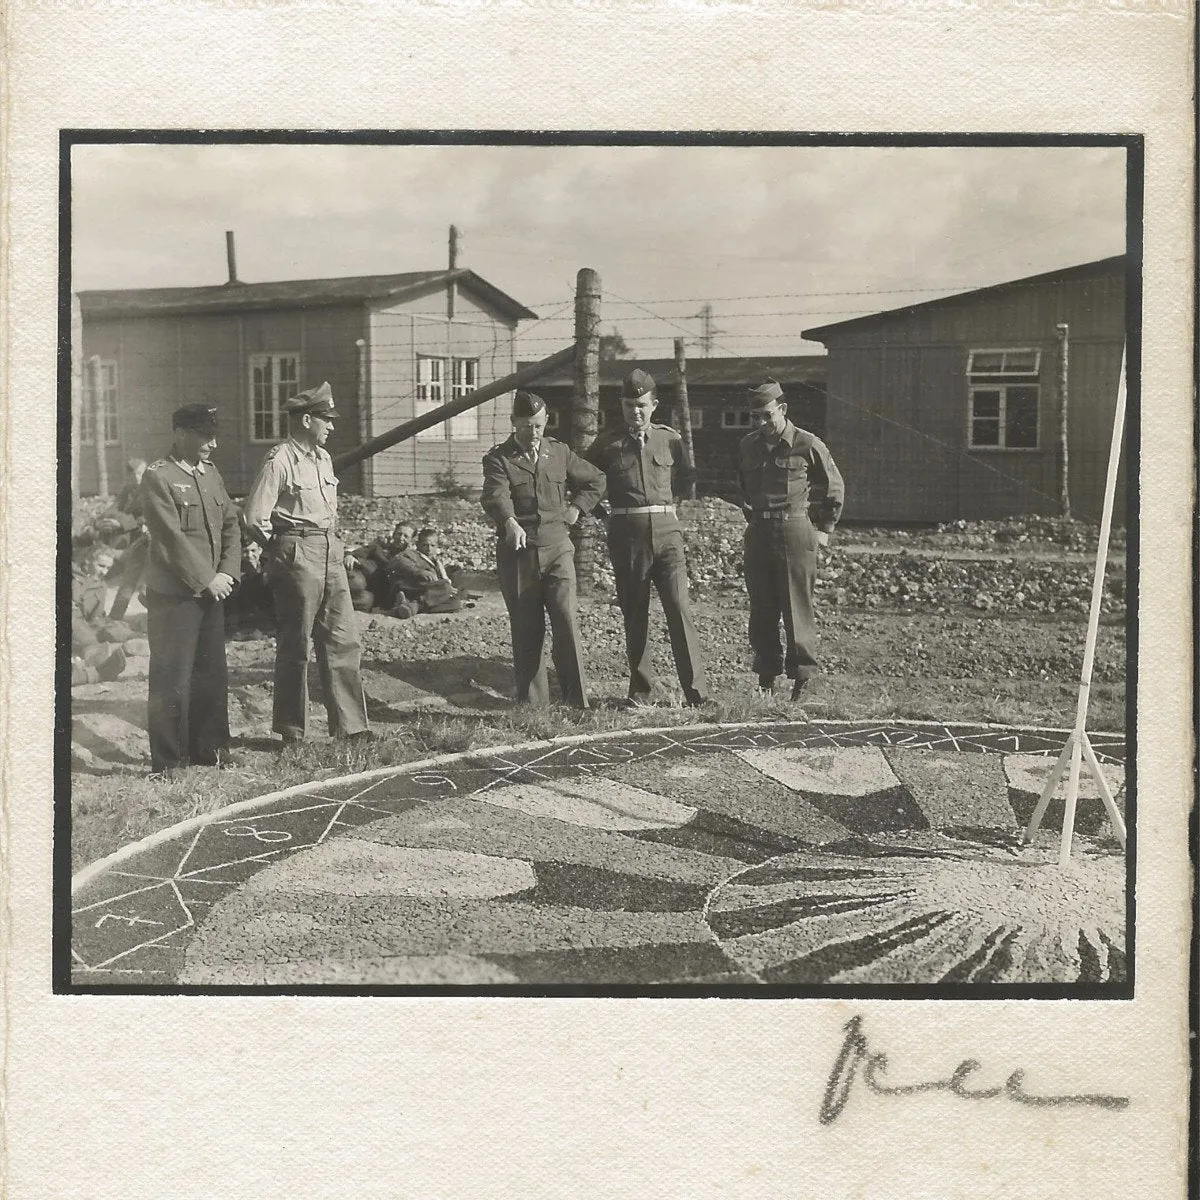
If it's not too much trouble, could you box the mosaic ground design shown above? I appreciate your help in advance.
[69,721,1128,991]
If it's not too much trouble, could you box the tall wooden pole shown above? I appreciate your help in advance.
[572,268,601,587]
[1056,323,1070,518]
[355,337,372,497]
[87,354,109,500]
[674,338,697,500]
[71,293,83,505]
[1023,347,1128,862]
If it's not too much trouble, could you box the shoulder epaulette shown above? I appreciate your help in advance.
[145,459,170,472]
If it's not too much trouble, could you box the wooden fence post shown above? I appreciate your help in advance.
[571,268,602,588]
[674,338,697,500]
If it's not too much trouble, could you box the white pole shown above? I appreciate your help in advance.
[1058,347,1127,865]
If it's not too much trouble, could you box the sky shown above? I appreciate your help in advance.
[71,142,1127,359]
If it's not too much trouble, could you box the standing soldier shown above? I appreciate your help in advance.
[481,390,606,708]
[586,368,708,707]
[738,379,844,700]
[139,404,242,777]
[243,382,373,746]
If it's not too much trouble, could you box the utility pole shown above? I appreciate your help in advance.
[87,354,109,500]
[448,224,460,319]
[1056,323,1070,518]
[674,338,697,500]
[693,302,720,357]
[572,268,602,587]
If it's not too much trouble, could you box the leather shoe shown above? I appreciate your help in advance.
[341,729,378,743]
[790,678,810,702]
[191,750,244,768]
[684,692,711,708]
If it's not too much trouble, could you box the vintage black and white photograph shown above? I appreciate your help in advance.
[60,136,1135,994]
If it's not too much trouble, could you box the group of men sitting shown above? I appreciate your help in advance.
[344,522,471,618]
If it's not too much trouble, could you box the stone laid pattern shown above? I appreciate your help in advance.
[70,721,1127,990]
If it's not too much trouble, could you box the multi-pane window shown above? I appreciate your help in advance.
[722,409,753,429]
[250,353,300,442]
[967,348,1041,449]
[81,359,120,445]
[416,355,479,440]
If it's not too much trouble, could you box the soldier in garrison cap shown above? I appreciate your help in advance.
[139,403,243,777]
[737,379,845,700]
[585,368,708,707]
[481,389,606,708]
[243,382,373,746]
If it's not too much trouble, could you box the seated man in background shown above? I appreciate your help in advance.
[346,521,416,613]
[388,526,465,615]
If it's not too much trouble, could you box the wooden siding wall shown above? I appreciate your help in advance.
[367,287,518,496]
[821,265,1126,523]
[79,304,368,497]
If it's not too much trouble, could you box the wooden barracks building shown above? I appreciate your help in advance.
[76,233,536,498]
[802,255,1129,524]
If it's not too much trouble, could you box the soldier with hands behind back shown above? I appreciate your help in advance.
[737,379,844,700]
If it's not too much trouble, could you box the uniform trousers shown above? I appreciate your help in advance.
[607,517,705,701]
[266,531,369,738]
[145,589,229,770]
[497,537,588,708]
[743,513,822,683]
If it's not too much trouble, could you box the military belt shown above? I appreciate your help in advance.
[274,527,334,537]
[609,505,675,516]
[751,509,795,521]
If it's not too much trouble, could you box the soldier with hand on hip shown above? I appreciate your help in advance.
[138,404,242,777]
[585,368,708,708]
[737,379,844,701]
[481,390,606,708]
[243,382,373,747]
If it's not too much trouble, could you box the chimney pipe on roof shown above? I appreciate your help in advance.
[225,231,239,285]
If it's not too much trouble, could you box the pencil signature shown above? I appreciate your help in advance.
[819,1015,1130,1124]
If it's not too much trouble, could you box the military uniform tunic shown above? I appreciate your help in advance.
[737,421,845,683]
[585,423,706,703]
[139,455,242,770]
[243,438,369,739]
[481,435,606,707]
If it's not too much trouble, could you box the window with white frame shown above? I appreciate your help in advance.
[687,408,704,430]
[81,359,120,445]
[416,355,480,440]
[545,408,561,430]
[722,409,753,429]
[250,353,300,442]
[967,348,1041,449]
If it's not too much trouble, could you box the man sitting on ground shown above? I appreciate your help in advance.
[388,526,467,615]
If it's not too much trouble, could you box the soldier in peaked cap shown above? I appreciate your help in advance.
[139,403,243,777]
[243,382,373,746]
[737,378,845,701]
[481,389,606,708]
[585,368,708,707]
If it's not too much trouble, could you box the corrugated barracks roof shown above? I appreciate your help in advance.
[801,255,1126,340]
[517,355,827,389]
[78,268,538,321]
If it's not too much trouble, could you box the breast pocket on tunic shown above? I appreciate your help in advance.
[175,499,201,531]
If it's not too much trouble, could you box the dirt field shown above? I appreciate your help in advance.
[69,563,1126,872]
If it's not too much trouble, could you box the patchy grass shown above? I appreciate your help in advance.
[70,594,1128,873]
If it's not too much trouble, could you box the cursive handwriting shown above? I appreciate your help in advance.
[819,1015,1130,1124]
